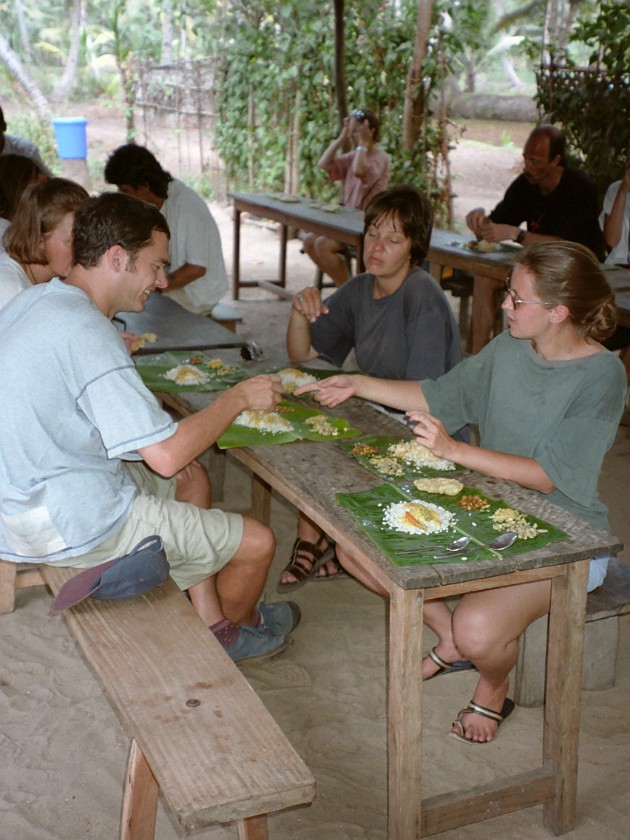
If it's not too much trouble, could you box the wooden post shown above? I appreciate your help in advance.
[388,586,424,839]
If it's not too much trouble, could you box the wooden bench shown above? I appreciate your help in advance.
[0,560,315,838]
[515,556,630,707]
[210,302,243,332]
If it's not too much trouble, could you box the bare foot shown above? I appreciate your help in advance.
[450,676,511,743]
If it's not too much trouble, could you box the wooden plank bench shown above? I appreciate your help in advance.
[211,302,243,333]
[0,560,315,838]
[515,556,630,707]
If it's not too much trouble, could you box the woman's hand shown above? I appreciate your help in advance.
[293,287,328,324]
[406,410,457,462]
[295,374,358,407]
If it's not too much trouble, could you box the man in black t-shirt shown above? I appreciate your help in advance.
[465,125,605,353]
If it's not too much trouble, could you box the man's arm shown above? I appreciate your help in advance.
[603,171,630,250]
[318,119,352,173]
[138,374,281,476]
[164,262,205,290]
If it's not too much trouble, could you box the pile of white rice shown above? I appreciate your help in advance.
[278,368,318,394]
[387,440,455,471]
[164,364,209,385]
[233,409,294,434]
[383,500,455,535]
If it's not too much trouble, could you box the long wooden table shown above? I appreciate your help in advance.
[230,192,365,299]
[116,292,251,355]
[160,376,621,839]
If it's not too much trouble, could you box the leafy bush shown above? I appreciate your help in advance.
[534,2,630,198]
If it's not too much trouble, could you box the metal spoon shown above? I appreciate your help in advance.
[396,535,472,556]
[431,531,518,560]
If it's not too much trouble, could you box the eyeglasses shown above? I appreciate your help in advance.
[350,109,366,121]
[504,275,552,308]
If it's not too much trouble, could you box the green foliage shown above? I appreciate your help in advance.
[213,0,467,223]
[534,2,630,197]
[8,113,60,174]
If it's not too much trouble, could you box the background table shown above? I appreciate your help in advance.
[158,377,621,839]
[230,192,364,299]
[116,292,251,355]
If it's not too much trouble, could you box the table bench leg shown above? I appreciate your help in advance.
[0,560,17,614]
[543,559,589,834]
[388,586,424,839]
[237,814,269,840]
[120,738,159,840]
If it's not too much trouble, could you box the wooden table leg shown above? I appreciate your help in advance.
[233,206,242,300]
[543,559,589,834]
[120,738,159,840]
[279,223,287,289]
[237,814,269,840]
[388,586,424,839]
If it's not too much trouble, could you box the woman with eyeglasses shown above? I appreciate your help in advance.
[294,240,626,744]
[303,107,390,287]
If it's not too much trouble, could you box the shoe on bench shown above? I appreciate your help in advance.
[224,624,291,665]
[257,600,301,636]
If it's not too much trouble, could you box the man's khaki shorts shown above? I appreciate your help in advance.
[63,462,243,590]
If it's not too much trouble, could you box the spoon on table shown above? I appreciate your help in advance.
[396,535,472,556]
[431,531,518,560]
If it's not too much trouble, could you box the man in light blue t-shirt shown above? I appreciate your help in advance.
[0,192,297,664]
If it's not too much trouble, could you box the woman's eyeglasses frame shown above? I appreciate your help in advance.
[504,274,552,308]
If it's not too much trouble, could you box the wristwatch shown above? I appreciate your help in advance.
[515,229,526,244]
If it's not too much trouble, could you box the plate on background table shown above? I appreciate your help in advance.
[135,351,247,393]
[217,400,362,449]
[336,483,568,567]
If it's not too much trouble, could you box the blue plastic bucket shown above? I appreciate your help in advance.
[51,117,88,159]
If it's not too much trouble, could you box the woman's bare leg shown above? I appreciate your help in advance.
[450,579,552,742]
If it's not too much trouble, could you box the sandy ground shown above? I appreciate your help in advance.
[2,114,629,839]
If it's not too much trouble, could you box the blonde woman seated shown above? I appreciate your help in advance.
[295,241,626,743]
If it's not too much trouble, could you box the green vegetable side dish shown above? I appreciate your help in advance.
[336,483,568,567]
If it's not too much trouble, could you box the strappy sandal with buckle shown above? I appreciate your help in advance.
[276,535,336,594]
[450,697,515,745]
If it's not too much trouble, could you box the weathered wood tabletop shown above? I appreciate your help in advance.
[157,364,621,839]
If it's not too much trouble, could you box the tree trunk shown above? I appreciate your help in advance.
[0,32,51,120]
[402,0,433,151]
[333,0,347,131]
[51,0,86,102]
[15,0,32,63]
[161,0,174,65]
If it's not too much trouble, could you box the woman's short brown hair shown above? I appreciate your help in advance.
[5,177,89,265]
[363,184,433,266]
[515,240,617,341]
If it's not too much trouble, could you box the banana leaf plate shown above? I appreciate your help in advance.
[336,483,568,566]
[135,350,247,393]
[217,399,362,449]
[339,434,466,481]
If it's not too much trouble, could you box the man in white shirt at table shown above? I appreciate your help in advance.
[104,143,228,315]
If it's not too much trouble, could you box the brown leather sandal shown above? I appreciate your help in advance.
[276,535,336,593]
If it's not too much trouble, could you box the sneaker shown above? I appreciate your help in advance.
[224,624,291,665]
[257,600,301,636]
